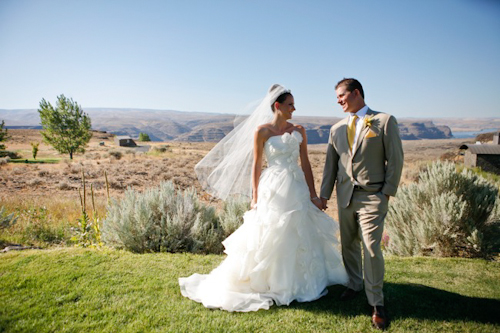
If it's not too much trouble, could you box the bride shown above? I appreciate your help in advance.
[179,84,348,312]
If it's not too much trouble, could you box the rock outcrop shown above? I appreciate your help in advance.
[398,121,453,140]
[174,122,234,142]
[1,108,455,143]
[305,125,332,144]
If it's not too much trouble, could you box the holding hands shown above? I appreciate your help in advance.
[320,198,328,210]
[311,196,327,210]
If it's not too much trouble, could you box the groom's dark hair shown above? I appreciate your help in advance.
[336,78,364,99]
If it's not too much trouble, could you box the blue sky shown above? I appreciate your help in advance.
[1,0,499,118]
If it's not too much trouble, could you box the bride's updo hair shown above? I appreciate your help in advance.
[269,84,293,112]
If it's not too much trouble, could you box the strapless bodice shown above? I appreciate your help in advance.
[264,131,303,167]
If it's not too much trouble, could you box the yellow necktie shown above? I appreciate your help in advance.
[348,115,358,151]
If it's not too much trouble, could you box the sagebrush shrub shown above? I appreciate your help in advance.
[0,151,21,159]
[386,161,500,258]
[58,181,72,190]
[219,196,250,237]
[102,181,225,253]
[108,151,123,160]
[152,145,170,153]
[29,178,44,186]
[0,206,18,230]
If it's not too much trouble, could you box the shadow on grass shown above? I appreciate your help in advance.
[288,283,500,325]
[385,282,500,324]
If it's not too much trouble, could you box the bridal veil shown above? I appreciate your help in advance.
[194,84,290,200]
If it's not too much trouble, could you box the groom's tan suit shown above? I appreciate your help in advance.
[320,108,403,306]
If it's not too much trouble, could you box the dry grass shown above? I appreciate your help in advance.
[0,129,476,245]
[1,130,206,198]
[1,130,212,246]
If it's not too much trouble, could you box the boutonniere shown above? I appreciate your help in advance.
[364,116,377,139]
[363,115,375,128]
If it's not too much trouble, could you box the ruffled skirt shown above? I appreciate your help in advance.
[179,165,348,312]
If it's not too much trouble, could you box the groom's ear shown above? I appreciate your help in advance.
[354,89,365,100]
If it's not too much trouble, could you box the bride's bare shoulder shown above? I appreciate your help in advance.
[257,123,276,132]
[255,124,273,138]
[291,123,303,130]
[257,123,271,130]
[292,123,306,134]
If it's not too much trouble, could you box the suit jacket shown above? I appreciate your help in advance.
[320,109,404,208]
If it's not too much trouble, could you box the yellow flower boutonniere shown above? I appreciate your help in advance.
[364,115,375,128]
[364,115,377,139]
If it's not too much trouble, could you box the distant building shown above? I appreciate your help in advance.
[460,132,500,174]
[114,136,137,147]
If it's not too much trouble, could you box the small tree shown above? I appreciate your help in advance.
[31,142,40,160]
[38,95,92,159]
[0,120,9,151]
[138,133,151,142]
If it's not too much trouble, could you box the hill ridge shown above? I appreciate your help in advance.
[5,108,498,143]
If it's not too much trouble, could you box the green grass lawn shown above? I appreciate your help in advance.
[1,248,499,333]
[9,158,61,164]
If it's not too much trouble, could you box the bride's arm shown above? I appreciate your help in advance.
[251,127,266,209]
[297,126,322,209]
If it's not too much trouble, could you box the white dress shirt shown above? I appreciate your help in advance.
[349,105,369,150]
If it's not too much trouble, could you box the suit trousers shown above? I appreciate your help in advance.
[338,189,388,306]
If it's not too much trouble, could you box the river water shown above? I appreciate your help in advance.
[453,128,499,139]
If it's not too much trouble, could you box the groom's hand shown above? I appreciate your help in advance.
[320,198,328,210]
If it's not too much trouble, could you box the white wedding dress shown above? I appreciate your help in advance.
[179,131,348,312]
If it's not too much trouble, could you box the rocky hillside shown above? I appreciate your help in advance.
[174,121,234,142]
[398,121,453,140]
[1,108,454,143]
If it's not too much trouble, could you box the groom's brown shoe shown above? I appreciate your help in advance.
[371,306,389,330]
[339,288,359,301]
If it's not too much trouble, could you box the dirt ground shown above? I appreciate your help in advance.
[1,129,475,219]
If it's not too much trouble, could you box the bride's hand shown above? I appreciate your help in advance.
[311,197,323,210]
[251,198,257,209]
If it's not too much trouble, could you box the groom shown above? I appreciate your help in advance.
[320,78,403,330]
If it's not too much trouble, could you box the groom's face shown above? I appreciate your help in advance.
[336,85,359,114]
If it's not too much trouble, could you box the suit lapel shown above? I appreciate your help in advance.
[352,109,374,156]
